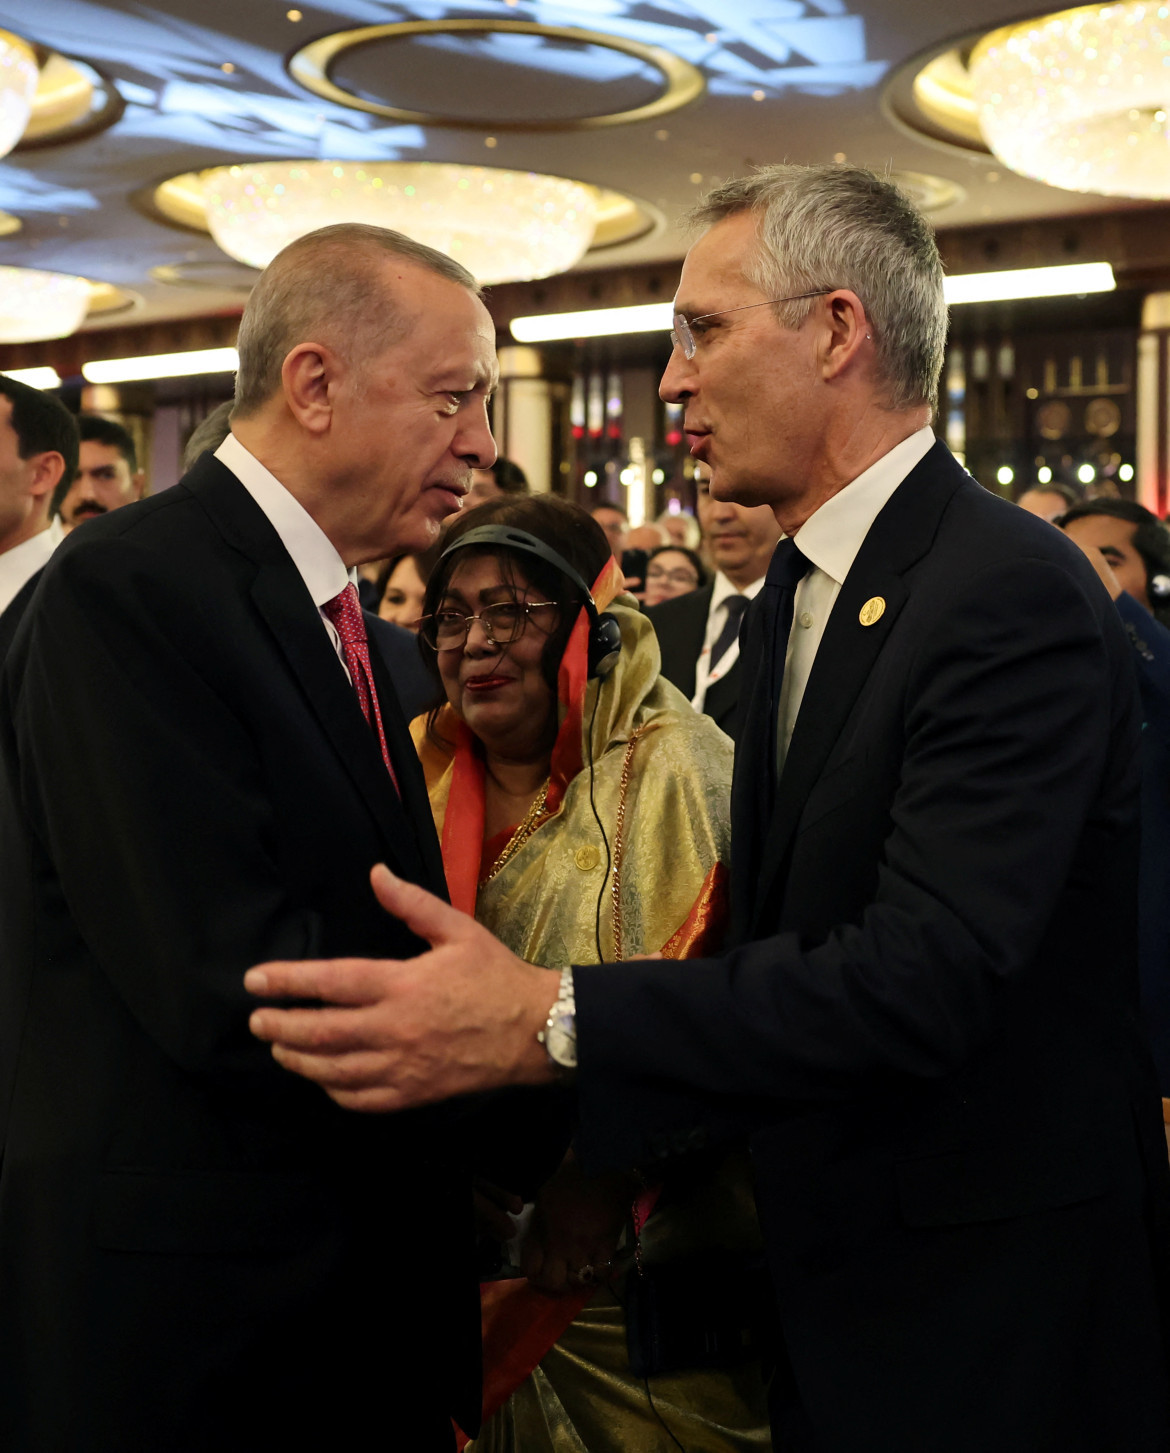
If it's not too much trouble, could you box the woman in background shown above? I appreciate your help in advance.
[376,552,431,632]
[643,543,707,608]
[412,494,769,1452]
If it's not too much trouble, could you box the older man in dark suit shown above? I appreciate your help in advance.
[0,223,498,1449]
[248,168,1170,1451]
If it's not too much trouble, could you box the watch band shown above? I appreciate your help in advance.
[537,965,577,1073]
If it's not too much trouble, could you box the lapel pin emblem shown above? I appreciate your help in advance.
[859,596,886,627]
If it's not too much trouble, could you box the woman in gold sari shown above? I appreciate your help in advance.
[411,494,770,1452]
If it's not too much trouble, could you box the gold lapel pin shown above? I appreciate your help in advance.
[859,596,886,627]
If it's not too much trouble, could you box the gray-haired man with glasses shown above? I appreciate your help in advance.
[248,165,1170,1452]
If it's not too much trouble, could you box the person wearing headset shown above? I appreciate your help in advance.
[409,494,767,1453]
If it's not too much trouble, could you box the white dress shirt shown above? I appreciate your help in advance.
[692,569,766,712]
[0,516,64,615]
[777,426,935,767]
[215,433,358,674]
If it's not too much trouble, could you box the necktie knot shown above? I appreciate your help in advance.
[709,592,750,672]
[765,538,809,593]
[322,582,364,639]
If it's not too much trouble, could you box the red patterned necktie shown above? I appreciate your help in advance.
[321,582,400,795]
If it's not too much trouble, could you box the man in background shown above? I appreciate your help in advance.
[648,468,781,738]
[1060,497,1170,624]
[54,413,145,529]
[1060,498,1170,1111]
[1015,480,1078,521]
[590,500,628,558]
[0,375,77,655]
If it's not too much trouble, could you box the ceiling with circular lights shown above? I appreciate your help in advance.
[0,1,1167,343]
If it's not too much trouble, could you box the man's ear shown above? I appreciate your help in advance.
[819,289,870,382]
[131,470,147,500]
[281,342,341,435]
[28,451,64,500]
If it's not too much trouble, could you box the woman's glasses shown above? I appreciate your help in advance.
[419,600,559,650]
[646,565,699,589]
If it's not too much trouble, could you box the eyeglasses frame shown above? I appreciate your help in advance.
[671,289,837,360]
[419,598,561,651]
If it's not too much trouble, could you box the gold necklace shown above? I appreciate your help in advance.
[482,777,551,884]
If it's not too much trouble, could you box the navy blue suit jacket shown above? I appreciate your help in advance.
[575,443,1170,1450]
[1117,591,1170,1095]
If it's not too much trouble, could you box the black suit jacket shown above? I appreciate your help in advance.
[646,582,744,738]
[0,569,39,661]
[577,444,1170,1450]
[367,612,440,723]
[0,456,480,1449]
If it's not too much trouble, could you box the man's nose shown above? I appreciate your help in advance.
[659,346,695,404]
[460,413,498,470]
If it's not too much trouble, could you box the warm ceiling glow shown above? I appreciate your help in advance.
[3,366,62,389]
[972,4,1170,198]
[510,302,673,342]
[0,266,91,343]
[944,262,1115,305]
[83,347,239,384]
[200,161,600,285]
[0,29,38,158]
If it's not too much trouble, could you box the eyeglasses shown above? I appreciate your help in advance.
[419,599,560,651]
[670,290,836,360]
[646,566,699,588]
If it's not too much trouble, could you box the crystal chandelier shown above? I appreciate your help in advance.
[0,29,38,158]
[971,3,1170,198]
[201,161,600,284]
[0,267,91,343]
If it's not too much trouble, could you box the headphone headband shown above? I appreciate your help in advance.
[439,524,600,621]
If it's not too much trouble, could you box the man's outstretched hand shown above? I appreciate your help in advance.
[245,864,561,1111]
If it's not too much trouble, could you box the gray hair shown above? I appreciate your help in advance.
[687,165,946,412]
[233,222,482,418]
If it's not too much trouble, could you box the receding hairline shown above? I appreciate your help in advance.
[231,226,489,417]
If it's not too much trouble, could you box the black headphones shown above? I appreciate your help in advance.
[439,524,623,679]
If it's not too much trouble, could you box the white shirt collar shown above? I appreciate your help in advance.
[793,426,935,586]
[215,433,353,607]
[0,516,63,615]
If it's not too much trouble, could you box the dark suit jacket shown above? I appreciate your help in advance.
[576,443,1170,1450]
[1116,591,1170,1095]
[367,612,439,723]
[0,569,39,661]
[0,456,480,1449]
[646,582,744,738]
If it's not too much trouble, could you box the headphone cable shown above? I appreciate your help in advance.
[586,679,611,965]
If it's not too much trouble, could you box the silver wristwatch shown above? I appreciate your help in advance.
[537,966,577,1073]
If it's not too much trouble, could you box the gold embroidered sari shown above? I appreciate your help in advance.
[412,568,770,1452]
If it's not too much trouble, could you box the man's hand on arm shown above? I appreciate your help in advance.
[245,864,561,1111]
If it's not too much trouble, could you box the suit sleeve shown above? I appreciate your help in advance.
[573,556,1138,1169]
[1115,590,1170,741]
[4,535,326,1088]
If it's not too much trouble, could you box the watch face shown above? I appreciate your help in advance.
[546,1011,578,1069]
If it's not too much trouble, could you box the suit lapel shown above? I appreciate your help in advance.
[652,583,713,697]
[741,443,969,935]
[185,457,427,883]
